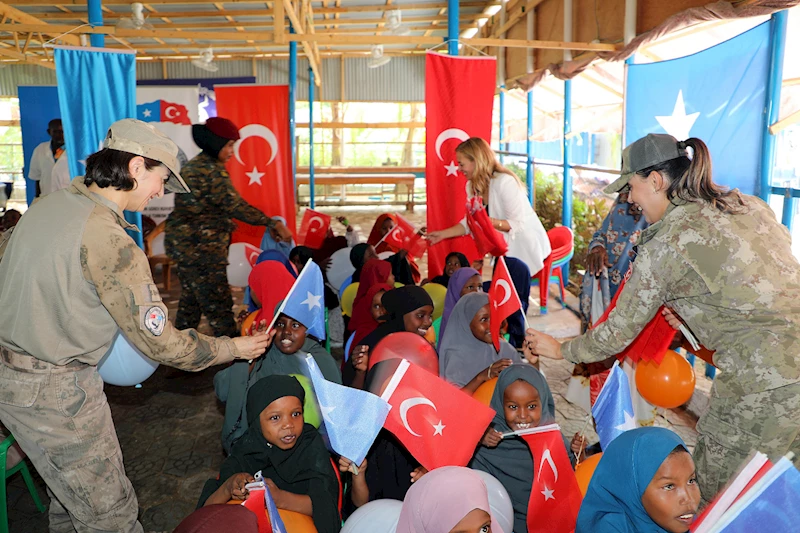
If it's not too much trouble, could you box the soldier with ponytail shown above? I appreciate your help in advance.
[526,133,800,504]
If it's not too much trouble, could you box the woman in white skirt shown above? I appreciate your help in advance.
[427,137,551,275]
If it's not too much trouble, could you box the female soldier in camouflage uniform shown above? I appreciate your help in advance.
[0,119,273,532]
[165,117,292,338]
[528,133,800,503]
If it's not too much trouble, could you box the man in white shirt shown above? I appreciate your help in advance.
[46,151,72,196]
[27,119,64,197]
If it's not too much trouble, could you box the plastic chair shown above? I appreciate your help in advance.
[1,433,46,533]
[530,227,574,315]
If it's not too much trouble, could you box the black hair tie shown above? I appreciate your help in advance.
[677,141,687,150]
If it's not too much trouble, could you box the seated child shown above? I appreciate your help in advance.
[198,375,341,533]
[427,251,470,287]
[215,308,341,454]
[470,364,575,533]
[438,292,528,393]
[436,267,482,350]
[395,466,501,533]
[576,427,701,533]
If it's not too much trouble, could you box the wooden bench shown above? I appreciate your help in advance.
[295,173,418,211]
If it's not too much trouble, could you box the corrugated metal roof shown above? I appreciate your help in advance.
[0,55,421,101]
[345,55,424,102]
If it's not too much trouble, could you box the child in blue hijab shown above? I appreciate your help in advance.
[577,427,701,533]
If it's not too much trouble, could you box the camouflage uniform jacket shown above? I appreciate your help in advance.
[165,152,274,264]
[562,195,800,399]
[0,177,240,369]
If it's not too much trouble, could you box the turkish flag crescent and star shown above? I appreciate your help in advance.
[380,359,495,471]
[383,214,428,258]
[489,256,522,351]
[215,85,296,247]
[425,52,496,277]
[298,209,331,249]
[521,429,582,533]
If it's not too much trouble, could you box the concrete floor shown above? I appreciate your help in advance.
[6,207,712,533]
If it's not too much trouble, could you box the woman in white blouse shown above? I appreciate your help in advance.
[427,137,551,274]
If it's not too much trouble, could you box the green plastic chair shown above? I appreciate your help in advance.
[1,433,46,533]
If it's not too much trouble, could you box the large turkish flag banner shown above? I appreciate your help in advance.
[425,52,496,276]
[216,85,296,246]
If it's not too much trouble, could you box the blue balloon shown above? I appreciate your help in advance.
[97,332,159,386]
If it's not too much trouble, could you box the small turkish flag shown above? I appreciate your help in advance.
[381,359,495,471]
[159,101,191,125]
[242,488,272,533]
[244,242,263,268]
[383,214,426,258]
[488,257,522,352]
[520,426,582,533]
[298,209,331,249]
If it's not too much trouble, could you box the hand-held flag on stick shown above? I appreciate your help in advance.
[488,257,524,352]
[268,261,326,339]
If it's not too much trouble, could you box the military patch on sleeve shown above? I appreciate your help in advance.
[140,305,166,336]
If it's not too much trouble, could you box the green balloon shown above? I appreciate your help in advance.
[289,374,322,429]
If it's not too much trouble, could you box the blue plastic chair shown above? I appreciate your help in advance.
[1,433,45,533]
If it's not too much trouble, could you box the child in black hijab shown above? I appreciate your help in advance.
[198,375,341,533]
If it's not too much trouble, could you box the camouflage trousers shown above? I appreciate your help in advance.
[693,381,800,503]
[0,347,142,533]
[173,261,237,338]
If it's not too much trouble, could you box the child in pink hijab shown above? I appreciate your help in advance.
[396,466,501,533]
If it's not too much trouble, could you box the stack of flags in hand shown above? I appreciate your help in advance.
[242,479,286,533]
[691,452,800,532]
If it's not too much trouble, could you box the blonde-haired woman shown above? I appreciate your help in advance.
[427,137,551,274]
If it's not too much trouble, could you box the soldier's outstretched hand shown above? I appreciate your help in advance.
[525,328,563,360]
[233,328,276,360]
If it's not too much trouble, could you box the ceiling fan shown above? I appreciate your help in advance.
[192,47,220,72]
[367,44,391,69]
[116,3,154,30]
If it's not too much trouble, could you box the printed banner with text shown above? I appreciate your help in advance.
[425,52,496,277]
[216,85,296,246]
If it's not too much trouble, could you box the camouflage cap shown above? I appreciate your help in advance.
[103,118,190,194]
[604,133,688,194]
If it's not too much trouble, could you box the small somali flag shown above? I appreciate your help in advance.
[304,354,390,465]
[592,361,636,450]
[137,100,191,125]
[270,261,326,340]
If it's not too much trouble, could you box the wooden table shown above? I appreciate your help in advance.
[295,173,418,211]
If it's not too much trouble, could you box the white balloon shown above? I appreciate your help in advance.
[226,242,253,287]
[326,247,356,292]
[342,499,402,533]
[473,470,515,533]
[98,332,159,387]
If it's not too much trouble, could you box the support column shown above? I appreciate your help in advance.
[759,10,788,202]
[526,90,534,204]
[562,79,572,281]
[289,25,298,186]
[87,0,104,47]
[447,0,458,56]
[309,67,315,209]
[499,86,505,164]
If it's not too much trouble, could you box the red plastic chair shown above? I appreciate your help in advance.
[530,227,574,314]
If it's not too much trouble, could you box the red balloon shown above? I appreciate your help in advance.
[369,332,439,376]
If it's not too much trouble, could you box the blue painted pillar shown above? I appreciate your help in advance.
[447,0,459,55]
[526,90,534,204]
[88,0,143,247]
[781,188,794,231]
[562,79,572,281]
[309,67,315,209]
[758,10,788,202]
[289,25,298,186]
[499,85,505,164]
[87,0,104,47]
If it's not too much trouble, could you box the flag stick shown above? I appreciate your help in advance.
[575,414,592,466]
[499,256,532,330]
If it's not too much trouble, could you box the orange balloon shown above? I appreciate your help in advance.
[240,310,259,337]
[278,509,317,533]
[635,350,696,409]
[473,377,498,406]
[575,453,603,497]
[424,326,436,343]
